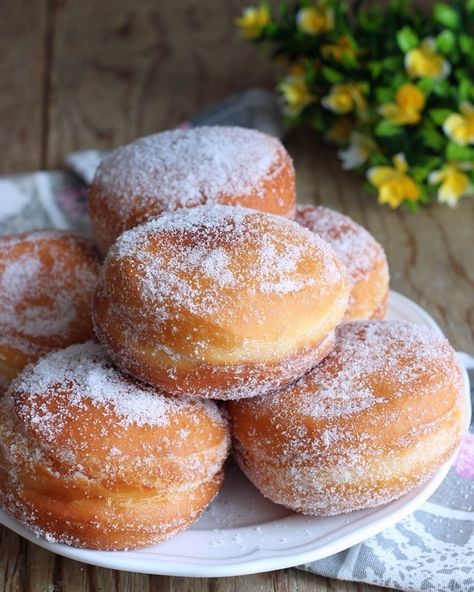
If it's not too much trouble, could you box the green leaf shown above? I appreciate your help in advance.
[368,61,383,78]
[429,108,452,125]
[419,123,446,151]
[340,53,358,69]
[404,199,420,211]
[321,66,344,83]
[381,56,402,72]
[375,87,394,104]
[310,113,326,132]
[397,26,419,53]
[369,152,390,166]
[459,34,474,56]
[467,0,474,12]
[446,142,474,161]
[278,2,289,18]
[410,166,429,182]
[433,3,460,29]
[436,30,456,55]
[459,78,474,102]
[432,80,451,98]
[417,184,429,205]
[417,78,436,96]
[375,120,402,137]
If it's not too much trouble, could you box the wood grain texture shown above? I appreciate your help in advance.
[0,0,48,174]
[1,0,473,591]
[45,0,281,167]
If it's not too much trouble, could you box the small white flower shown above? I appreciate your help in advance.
[338,132,375,170]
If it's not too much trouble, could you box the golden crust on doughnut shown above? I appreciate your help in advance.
[88,126,296,254]
[93,205,350,400]
[0,342,230,550]
[228,321,468,516]
[296,205,389,321]
[0,231,100,390]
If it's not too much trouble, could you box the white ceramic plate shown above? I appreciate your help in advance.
[0,291,470,577]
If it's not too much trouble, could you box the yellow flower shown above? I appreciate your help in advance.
[235,5,271,39]
[338,132,375,170]
[405,38,451,80]
[379,84,425,125]
[296,4,335,35]
[428,164,472,206]
[321,83,367,115]
[325,117,354,144]
[443,102,474,146]
[279,74,314,115]
[322,36,358,61]
[367,153,420,208]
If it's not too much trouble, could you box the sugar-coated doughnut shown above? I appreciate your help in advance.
[296,205,389,321]
[0,231,100,390]
[0,341,230,550]
[229,321,468,516]
[89,126,296,254]
[93,204,350,400]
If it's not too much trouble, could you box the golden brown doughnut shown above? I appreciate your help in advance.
[296,205,389,321]
[93,204,350,400]
[228,320,468,516]
[89,126,296,254]
[0,341,230,550]
[0,231,100,390]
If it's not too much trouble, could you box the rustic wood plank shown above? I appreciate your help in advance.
[45,0,281,168]
[24,545,55,592]
[0,525,26,591]
[0,0,48,174]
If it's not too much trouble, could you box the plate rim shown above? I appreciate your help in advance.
[0,290,469,577]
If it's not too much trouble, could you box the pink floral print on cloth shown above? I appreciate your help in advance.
[454,433,474,480]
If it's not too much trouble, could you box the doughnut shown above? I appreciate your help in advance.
[0,341,230,550]
[88,126,296,254]
[228,320,468,516]
[93,204,350,400]
[295,205,389,321]
[0,231,100,390]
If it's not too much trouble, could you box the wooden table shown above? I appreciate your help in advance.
[1,1,473,590]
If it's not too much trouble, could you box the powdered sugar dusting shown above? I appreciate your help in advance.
[11,341,224,433]
[94,205,348,399]
[230,320,465,515]
[93,126,286,211]
[258,321,462,423]
[0,231,99,356]
[296,205,387,285]
[110,204,344,313]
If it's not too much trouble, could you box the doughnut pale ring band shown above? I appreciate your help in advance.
[228,320,468,516]
[0,342,230,550]
[89,126,297,254]
[93,205,350,400]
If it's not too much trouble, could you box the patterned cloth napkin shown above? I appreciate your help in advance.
[1,88,473,592]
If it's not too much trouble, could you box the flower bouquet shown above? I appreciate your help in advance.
[236,0,474,208]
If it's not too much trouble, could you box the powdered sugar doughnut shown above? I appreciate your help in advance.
[0,341,230,550]
[296,205,389,321]
[88,126,296,254]
[0,231,100,390]
[93,204,350,400]
[229,321,468,516]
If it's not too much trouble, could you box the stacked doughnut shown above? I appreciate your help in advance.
[0,126,468,551]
